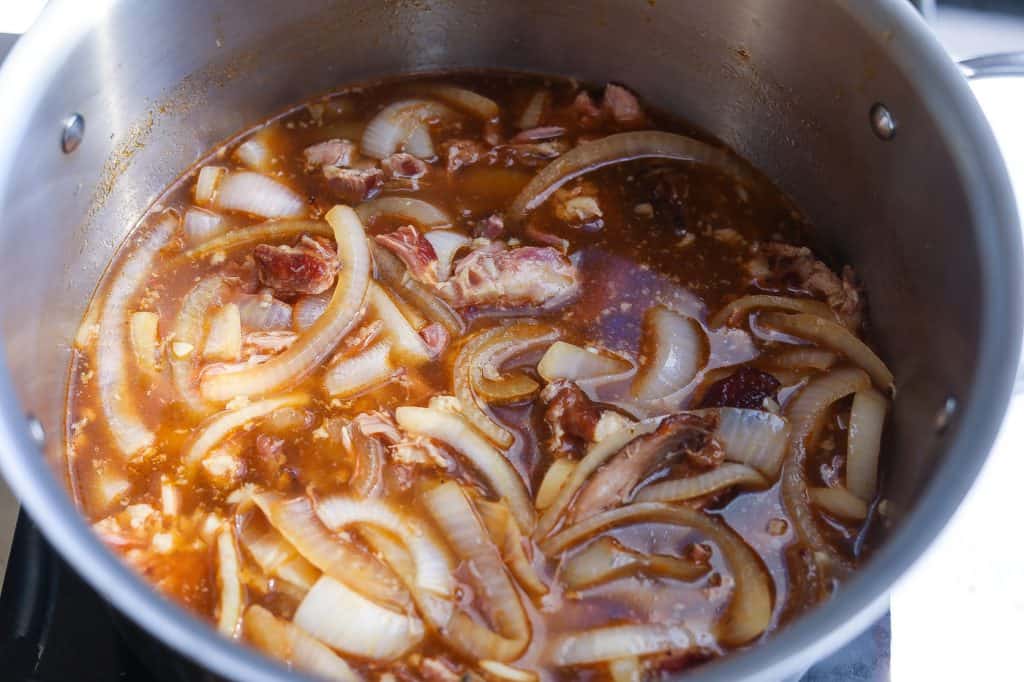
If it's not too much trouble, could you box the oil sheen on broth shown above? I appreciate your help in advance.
[65,73,892,681]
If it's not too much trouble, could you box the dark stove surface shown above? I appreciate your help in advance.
[0,511,889,682]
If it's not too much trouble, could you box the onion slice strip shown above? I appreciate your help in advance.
[178,219,331,263]
[213,171,306,218]
[846,388,887,501]
[243,605,363,681]
[294,576,424,660]
[323,340,396,398]
[783,368,871,594]
[371,242,465,335]
[561,536,708,590]
[535,458,576,511]
[171,276,228,416]
[183,394,308,468]
[809,487,869,520]
[236,512,319,592]
[759,312,894,391]
[635,463,767,503]
[710,295,835,329]
[697,407,791,479]
[96,212,176,457]
[250,491,409,611]
[366,283,432,363]
[472,322,560,404]
[395,406,534,532]
[632,306,707,400]
[215,528,243,638]
[201,205,370,401]
[356,197,453,229]
[548,624,694,666]
[539,502,771,645]
[361,99,453,159]
[769,347,839,371]
[537,341,634,396]
[423,482,531,661]
[508,131,753,221]
[534,418,663,540]
[425,85,500,119]
[475,498,549,596]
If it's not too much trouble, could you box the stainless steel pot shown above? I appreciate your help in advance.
[0,1,1018,680]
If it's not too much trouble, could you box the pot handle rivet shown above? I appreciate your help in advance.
[61,113,85,154]
[934,396,957,434]
[869,103,896,140]
[26,414,45,446]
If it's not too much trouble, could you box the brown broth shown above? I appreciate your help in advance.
[64,72,884,680]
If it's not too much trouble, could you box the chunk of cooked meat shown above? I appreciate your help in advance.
[374,225,439,284]
[553,180,604,231]
[254,433,289,485]
[745,242,864,330]
[568,412,722,523]
[542,380,603,454]
[418,322,449,358]
[601,83,644,125]
[381,152,429,179]
[302,138,356,170]
[474,213,505,240]
[440,138,488,173]
[699,367,781,410]
[438,242,580,310]
[323,165,384,203]
[570,91,602,124]
[350,411,450,470]
[252,235,340,295]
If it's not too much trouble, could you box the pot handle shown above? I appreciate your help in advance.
[958,52,1024,79]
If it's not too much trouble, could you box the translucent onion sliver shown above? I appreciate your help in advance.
[243,605,363,681]
[635,463,767,503]
[183,394,309,468]
[548,624,693,666]
[846,388,887,501]
[215,529,243,638]
[709,294,835,329]
[632,306,707,401]
[809,486,869,521]
[355,197,453,229]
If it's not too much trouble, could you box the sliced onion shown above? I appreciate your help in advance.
[203,303,242,361]
[129,311,159,375]
[537,341,633,386]
[709,295,835,329]
[371,242,465,335]
[426,85,500,120]
[632,306,707,400]
[394,406,534,532]
[539,502,771,645]
[759,312,894,391]
[171,276,229,414]
[784,367,871,592]
[314,495,454,597]
[361,99,452,159]
[97,211,175,457]
[212,171,306,219]
[323,341,396,398]
[534,418,663,540]
[517,91,550,130]
[561,536,708,591]
[237,512,319,592]
[366,283,432,363]
[700,407,791,478]
[454,324,559,448]
[346,427,385,498]
[479,660,538,682]
[294,576,424,660]
[215,529,243,637]
[243,605,362,681]
[846,388,887,501]
[424,230,470,281]
[183,207,227,247]
[475,498,548,597]
[292,293,330,332]
[423,482,530,661]
[251,491,409,610]
[472,322,560,404]
[809,487,868,521]
[508,131,752,221]
[535,458,576,511]
[201,206,370,401]
[548,624,693,666]
[234,138,274,171]
[195,166,227,205]
[183,394,309,468]
[356,197,453,229]
[180,219,331,262]
[769,347,839,371]
[634,463,766,503]
[237,293,293,331]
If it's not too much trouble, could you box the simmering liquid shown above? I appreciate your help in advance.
[65,73,890,680]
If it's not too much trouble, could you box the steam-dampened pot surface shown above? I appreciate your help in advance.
[64,73,893,681]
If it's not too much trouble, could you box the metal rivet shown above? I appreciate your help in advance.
[934,396,957,433]
[26,415,45,446]
[870,103,896,140]
[61,113,85,154]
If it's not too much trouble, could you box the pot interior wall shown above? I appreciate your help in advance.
[0,0,983,602]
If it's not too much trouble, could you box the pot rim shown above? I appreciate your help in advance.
[0,1,1017,680]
